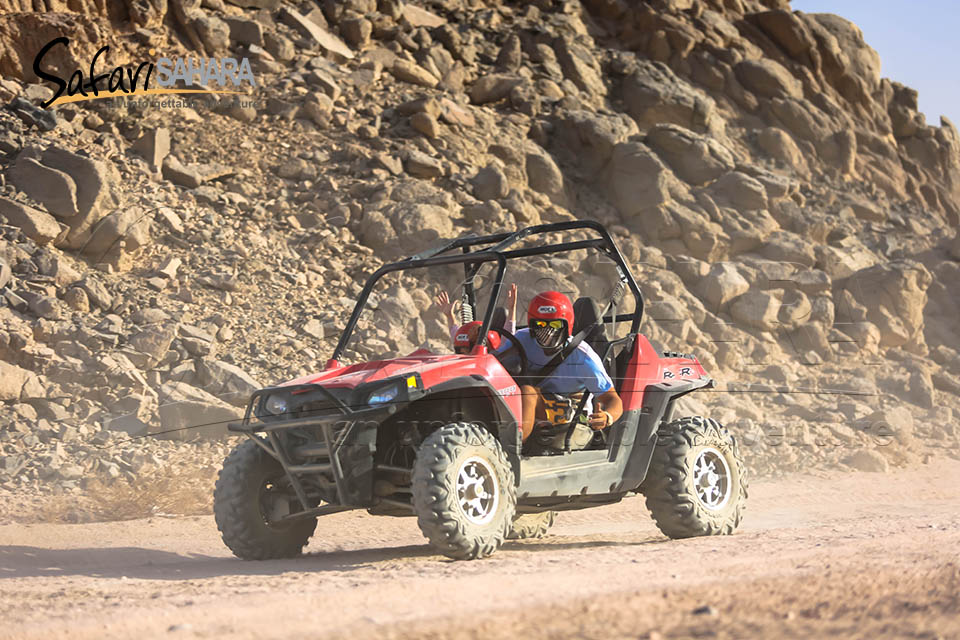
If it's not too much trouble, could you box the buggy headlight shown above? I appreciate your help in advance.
[264,394,288,416]
[367,384,399,406]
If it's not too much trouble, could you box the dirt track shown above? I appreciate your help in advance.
[2,461,959,640]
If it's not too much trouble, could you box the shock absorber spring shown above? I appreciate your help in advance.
[460,292,473,324]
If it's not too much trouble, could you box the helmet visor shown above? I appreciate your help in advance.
[532,319,564,350]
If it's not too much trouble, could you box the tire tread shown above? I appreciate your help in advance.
[641,416,748,539]
[412,423,516,560]
[213,438,317,560]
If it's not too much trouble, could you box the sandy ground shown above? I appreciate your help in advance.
[1,461,958,640]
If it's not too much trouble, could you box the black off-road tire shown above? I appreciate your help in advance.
[412,423,516,560]
[214,438,317,560]
[507,511,557,540]
[641,416,747,539]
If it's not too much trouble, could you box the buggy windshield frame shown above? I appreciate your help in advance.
[331,220,645,361]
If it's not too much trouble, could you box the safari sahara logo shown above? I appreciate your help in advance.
[33,37,256,108]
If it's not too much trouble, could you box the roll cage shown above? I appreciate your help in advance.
[331,220,646,362]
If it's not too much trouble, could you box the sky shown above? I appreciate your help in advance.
[792,0,959,127]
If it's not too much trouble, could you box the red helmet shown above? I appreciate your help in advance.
[527,291,574,351]
[453,321,501,353]
[527,291,574,334]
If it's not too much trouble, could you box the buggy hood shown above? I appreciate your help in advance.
[277,348,504,390]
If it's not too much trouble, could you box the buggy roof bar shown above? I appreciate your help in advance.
[332,221,644,361]
[403,220,625,259]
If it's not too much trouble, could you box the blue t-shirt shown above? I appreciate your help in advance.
[496,328,613,414]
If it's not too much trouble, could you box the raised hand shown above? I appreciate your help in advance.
[435,290,452,313]
[434,290,459,326]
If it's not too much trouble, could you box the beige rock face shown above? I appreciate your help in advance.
[0,11,126,83]
[389,203,454,247]
[0,257,11,291]
[842,448,889,472]
[471,164,509,201]
[391,60,438,88]
[525,146,567,207]
[39,146,119,250]
[730,289,783,332]
[279,7,354,59]
[864,406,915,444]
[157,381,242,440]
[558,111,639,177]
[81,208,152,260]
[195,359,261,407]
[697,263,750,310]
[553,37,606,106]
[757,127,809,175]
[816,245,878,279]
[767,97,834,143]
[809,13,881,90]
[0,197,61,245]
[130,127,170,171]
[0,361,39,402]
[839,261,933,354]
[606,142,675,218]
[646,124,736,186]
[760,231,816,267]
[9,156,78,218]
[709,171,768,210]
[750,10,816,60]
[401,4,445,28]
[469,74,522,104]
[128,324,178,368]
[623,60,723,136]
[735,59,803,99]
[357,209,398,252]
[950,234,960,261]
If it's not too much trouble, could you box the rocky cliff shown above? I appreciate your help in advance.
[0,0,958,519]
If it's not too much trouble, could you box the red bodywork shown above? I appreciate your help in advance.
[280,334,708,422]
[282,347,523,421]
[619,335,709,411]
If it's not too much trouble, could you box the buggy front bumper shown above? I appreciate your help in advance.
[227,386,400,510]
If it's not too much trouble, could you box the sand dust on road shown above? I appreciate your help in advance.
[1,460,958,640]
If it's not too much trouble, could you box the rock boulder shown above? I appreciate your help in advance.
[838,261,932,353]
[623,60,723,136]
[157,381,243,440]
[646,124,736,186]
[606,141,675,218]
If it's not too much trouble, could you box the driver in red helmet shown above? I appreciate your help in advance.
[496,291,623,449]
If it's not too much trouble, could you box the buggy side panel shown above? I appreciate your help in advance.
[516,332,713,506]
[619,334,709,411]
[516,376,712,503]
[617,377,713,491]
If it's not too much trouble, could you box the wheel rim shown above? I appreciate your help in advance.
[693,447,732,511]
[456,456,500,525]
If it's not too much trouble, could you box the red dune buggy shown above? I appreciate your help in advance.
[214,221,747,560]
